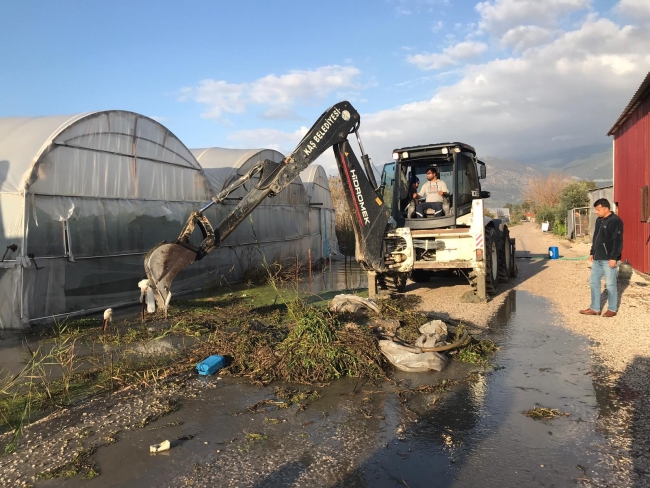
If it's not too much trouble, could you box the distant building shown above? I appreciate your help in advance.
[607,71,650,274]
[523,213,536,223]
[487,207,510,222]
[587,186,614,236]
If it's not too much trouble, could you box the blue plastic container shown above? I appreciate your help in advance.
[549,246,559,259]
[196,355,226,376]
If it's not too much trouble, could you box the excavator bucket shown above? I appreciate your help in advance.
[144,242,198,314]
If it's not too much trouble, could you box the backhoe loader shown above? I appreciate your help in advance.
[144,101,514,315]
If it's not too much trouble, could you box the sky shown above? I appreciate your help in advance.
[1,0,649,174]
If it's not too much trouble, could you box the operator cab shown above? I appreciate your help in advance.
[380,142,487,229]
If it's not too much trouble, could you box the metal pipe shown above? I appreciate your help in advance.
[308,249,312,294]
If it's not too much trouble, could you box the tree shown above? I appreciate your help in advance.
[523,172,572,208]
[521,200,535,213]
[558,180,595,215]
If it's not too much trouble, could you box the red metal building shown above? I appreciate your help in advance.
[608,72,650,275]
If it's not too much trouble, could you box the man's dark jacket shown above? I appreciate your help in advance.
[590,212,623,261]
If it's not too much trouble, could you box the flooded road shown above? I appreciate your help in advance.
[39,290,620,487]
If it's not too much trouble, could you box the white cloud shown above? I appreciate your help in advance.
[216,9,649,177]
[476,0,590,35]
[616,0,650,23]
[180,80,246,119]
[364,16,650,163]
[260,107,301,120]
[227,127,308,153]
[501,25,555,51]
[407,41,488,70]
[181,65,360,120]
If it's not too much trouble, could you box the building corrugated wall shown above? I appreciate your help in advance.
[609,73,650,274]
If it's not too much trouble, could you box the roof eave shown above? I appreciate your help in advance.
[607,72,650,137]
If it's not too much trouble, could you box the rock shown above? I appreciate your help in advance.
[460,290,484,303]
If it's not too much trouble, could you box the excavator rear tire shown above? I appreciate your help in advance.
[485,226,499,296]
[498,227,512,283]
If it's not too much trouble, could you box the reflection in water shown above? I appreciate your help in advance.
[296,258,368,294]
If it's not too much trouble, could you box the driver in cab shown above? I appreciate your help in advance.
[415,167,448,217]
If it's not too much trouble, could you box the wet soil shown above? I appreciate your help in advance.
[29,291,628,487]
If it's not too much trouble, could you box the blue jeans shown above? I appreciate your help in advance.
[590,260,618,312]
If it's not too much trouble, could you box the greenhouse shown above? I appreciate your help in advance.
[191,147,339,280]
[0,113,338,329]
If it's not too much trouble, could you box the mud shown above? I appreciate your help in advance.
[19,291,631,488]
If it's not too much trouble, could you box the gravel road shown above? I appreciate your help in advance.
[410,222,650,486]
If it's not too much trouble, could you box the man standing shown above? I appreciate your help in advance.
[415,167,449,217]
[579,198,623,317]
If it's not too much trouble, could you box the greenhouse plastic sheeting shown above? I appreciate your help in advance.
[0,112,340,329]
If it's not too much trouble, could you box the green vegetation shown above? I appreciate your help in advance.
[507,178,595,237]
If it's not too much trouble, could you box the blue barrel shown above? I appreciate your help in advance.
[549,246,559,259]
[196,355,226,376]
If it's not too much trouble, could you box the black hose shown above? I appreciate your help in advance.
[418,329,469,352]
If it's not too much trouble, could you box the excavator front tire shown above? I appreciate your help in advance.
[377,272,408,293]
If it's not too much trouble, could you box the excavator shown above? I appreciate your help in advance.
[144,101,514,315]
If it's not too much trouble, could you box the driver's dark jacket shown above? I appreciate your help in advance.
[590,213,623,261]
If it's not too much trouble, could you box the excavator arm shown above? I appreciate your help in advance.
[144,101,390,313]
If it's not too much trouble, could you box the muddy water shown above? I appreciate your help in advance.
[41,290,619,487]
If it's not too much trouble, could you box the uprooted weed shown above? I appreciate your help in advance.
[200,299,389,385]
[455,341,497,365]
[523,406,571,420]
[396,379,460,404]
[375,296,429,344]
[247,387,321,414]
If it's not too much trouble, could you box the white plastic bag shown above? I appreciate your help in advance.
[329,294,379,315]
[379,340,448,372]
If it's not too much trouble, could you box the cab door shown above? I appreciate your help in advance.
[380,162,397,218]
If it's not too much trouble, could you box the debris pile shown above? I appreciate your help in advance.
[193,293,491,383]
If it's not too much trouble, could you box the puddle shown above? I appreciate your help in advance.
[43,290,620,487]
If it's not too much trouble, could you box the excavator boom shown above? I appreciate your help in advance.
[144,101,390,313]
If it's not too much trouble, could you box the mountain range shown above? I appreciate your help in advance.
[480,143,613,207]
